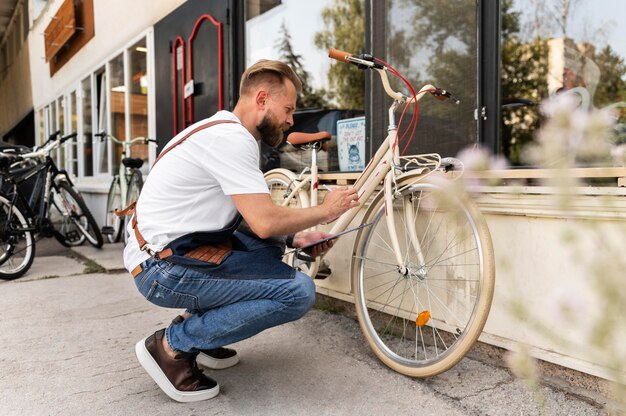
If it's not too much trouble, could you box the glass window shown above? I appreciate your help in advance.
[69,91,78,175]
[95,69,108,175]
[109,53,125,174]
[128,38,149,171]
[80,77,93,176]
[37,109,45,146]
[82,76,94,176]
[49,102,56,135]
[501,0,626,165]
[383,0,478,158]
[56,97,65,167]
[246,0,365,172]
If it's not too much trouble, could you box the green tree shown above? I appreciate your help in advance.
[276,22,328,109]
[387,0,479,156]
[314,0,365,109]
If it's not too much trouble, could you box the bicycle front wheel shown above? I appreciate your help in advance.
[264,169,319,277]
[351,175,495,377]
[0,195,35,280]
[53,181,104,248]
[104,176,123,243]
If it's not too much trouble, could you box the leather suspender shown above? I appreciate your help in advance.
[116,119,238,259]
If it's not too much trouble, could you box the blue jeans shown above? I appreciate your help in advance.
[134,232,316,353]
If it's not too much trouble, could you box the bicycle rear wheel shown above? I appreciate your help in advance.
[104,176,123,243]
[50,186,86,247]
[53,181,104,248]
[263,169,319,277]
[123,170,143,243]
[351,175,495,377]
[0,195,35,280]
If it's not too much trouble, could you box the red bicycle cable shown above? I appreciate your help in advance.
[374,58,420,154]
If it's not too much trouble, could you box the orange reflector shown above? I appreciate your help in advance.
[416,311,430,327]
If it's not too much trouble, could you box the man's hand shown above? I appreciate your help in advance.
[321,186,359,223]
[292,231,336,257]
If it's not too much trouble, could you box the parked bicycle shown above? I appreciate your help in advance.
[264,49,495,377]
[0,131,104,280]
[94,132,156,243]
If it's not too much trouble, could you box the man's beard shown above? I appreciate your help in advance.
[257,111,286,148]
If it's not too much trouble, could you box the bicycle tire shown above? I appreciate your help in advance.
[351,174,495,377]
[0,195,35,280]
[54,181,104,248]
[263,169,319,277]
[104,176,123,243]
[50,186,87,247]
[124,170,143,243]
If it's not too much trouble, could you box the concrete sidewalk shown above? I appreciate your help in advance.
[0,242,606,415]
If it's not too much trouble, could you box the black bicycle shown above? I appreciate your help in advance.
[0,131,104,280]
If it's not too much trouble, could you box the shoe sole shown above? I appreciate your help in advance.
[196,351,240,370]
[135,337,220,402]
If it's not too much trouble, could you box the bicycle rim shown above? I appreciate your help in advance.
[56,181,104,248]
[352,177,495,377]
[264,170,319,277]
[105,177,123,243]
[0,196,35,280]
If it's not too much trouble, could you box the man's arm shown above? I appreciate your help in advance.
[231,187,359,239]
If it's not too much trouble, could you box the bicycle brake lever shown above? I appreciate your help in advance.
[432,88,460,104]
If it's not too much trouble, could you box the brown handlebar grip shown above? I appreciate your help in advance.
[328,48,352,63]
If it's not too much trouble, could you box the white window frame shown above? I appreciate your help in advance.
[32,28,156,180]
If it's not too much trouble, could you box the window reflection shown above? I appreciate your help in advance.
[96,69,108,175]
[70,91,78,175]
[501,0,626,165]
[385,0,478,158]
[38,109,45,146]
[82,76,94,177]
[129,39,149,172]
[109,53,125,173]
[57,97,65,168]
[246,0,365,172]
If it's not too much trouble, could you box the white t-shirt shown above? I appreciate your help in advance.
[123,111,269,271]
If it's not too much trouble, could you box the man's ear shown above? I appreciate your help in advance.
[255,90,269,109]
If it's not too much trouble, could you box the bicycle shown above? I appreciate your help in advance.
[0,131,104,280]
[94,132,156,243]
[264,49,495,377]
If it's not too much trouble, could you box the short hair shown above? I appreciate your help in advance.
[239,60,302,97]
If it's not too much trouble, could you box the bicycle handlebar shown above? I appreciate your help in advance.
[95,131,157,145]
[328,48,459,105]
[15,132,78,160]
[328,48,352,64]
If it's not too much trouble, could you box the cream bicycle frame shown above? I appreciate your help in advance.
[279,67,445,270]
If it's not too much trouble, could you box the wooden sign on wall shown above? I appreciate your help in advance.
[43,0,76,62]
[44,0,95,76]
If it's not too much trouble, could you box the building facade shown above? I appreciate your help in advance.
[1,0,625,382]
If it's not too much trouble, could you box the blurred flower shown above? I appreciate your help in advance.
[505,346,540,391]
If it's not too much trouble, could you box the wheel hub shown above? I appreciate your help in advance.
[402,264,428,281]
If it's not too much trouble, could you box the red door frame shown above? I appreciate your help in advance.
[171,14,224,135]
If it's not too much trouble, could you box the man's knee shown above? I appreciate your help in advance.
[290,272,316,317]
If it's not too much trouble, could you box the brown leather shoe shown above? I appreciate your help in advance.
[171,315,240,370]
[135,329,219,402]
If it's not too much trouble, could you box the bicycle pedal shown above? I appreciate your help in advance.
[101,226,114,235]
